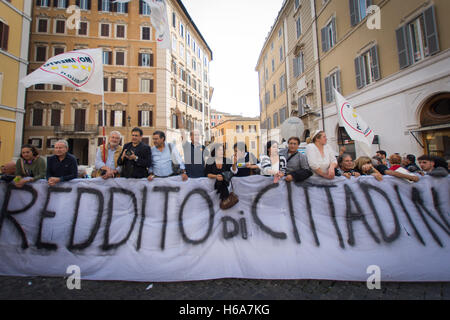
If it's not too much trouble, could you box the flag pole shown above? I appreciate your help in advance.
[102,89,106,164]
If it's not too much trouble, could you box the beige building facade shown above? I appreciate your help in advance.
[211,117,260,158]
[0,0,32,165]
[316,0,450,159]
[258,0,450,159]
[256,0,321,145]
[24,0,212,166]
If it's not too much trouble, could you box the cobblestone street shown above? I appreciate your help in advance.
[0,276,448,300]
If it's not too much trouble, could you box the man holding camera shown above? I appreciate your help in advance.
[117,127,152,179]
[94,131,123,179]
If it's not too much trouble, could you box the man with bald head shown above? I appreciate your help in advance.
[1,161,16,182]
[46,140,78,186]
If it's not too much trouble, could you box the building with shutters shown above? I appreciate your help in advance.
[24,0,212,166]
[257,0,450,160]
[210,116,261,159]
[256,0,322,146]
[316,0,450,159]
[0,0,33,165]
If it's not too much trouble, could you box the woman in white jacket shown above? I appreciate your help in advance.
[306,130,338,180]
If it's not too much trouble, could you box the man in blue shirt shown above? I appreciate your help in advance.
[46,140,78,186]
[147,131,188,181]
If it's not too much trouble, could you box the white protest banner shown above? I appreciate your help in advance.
[20,48,104,95]
[335,89,375,156]
[0,176,449,282]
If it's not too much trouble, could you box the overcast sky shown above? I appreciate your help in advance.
[182,0,285,117]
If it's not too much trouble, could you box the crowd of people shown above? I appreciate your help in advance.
[1,128,449,211]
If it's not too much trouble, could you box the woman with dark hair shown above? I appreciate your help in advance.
[260,141,286,183]
[205,143,239,210]
[14,144,46,188]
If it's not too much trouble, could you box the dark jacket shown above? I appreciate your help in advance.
[279,149,312,182]
[117,142,152,179]
[183,142,207,178]
[46,153,78,182]
[235,152,258,177]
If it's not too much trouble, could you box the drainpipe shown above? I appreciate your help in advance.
[313,0,326,132]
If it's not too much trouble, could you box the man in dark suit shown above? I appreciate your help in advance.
[117,127,152,179]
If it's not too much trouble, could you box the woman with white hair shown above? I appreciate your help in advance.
[306,130,337,180]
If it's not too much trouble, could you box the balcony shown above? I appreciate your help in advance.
[54,125,99,135]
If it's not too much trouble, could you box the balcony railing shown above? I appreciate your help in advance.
[54,125,99,134]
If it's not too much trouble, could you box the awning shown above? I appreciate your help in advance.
[410,123,450,132]
[409,123,450,149]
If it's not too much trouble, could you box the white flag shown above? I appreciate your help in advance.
[20,48,104,96]
[334,89,374,156]
[143,0,171,50]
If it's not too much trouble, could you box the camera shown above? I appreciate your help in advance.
[125,149,132,156]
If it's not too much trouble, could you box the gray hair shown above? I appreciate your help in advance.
[55,140,69,149]
[110,131,122,138]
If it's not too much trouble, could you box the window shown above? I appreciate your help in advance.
[249,125,257,133]
[102,51,112,65]
[324,70,341,103]
[138,110,152,127]
[53,47,64,56]
[111,78,127,92]
[295,0,300,10]
[140,0,150,15]
[32,109,43,126]
[47,138,58,149]
[35,84,45,90]
[251,141,256,150]
[116,25,125,38]
[37,19,48,33]
[296,17,302,38]
[98,110,107,126]
[116,2,127,14]
[279,46,283,62]
[172,12,176,28]
[179,43,185,59]
[278,28,282,38]
[172,35,177,51]
[265,92,270,107]
[279,106,287,124]
[293,52,305,78]
[350,0,372,26]
[52,84,62,90]
[55,20,65,34]
[113,110,123,127]
[39,0,49,7]
[100,0,110,12]
[115,51,125,66]
[179,23,184,38]
[273,112,279,128]
[355,45,380,89]
[273,84,276,99]
[104,77,108,91]
[396,6,439,69]
[140,79,154,93]
[279,74,286,93]
[236,125,244,133]
[271,59,275,72]
[51,109,61,126]
[57,0,67,9]
[36,46,47,62]
[321,18,336,52]
[100,23,110,37]
[78,0,89,10]
[297,96,307,116]
[29,138,43,149]
[141,27,151,40]
[138,53,153,67]
[78,22,88,36]
[187,32,191,47]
